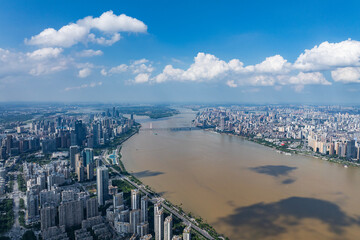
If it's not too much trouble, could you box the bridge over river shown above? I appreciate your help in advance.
[139,126,201,131]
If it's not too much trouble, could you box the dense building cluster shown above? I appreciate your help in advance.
[0,105,197,240]
[195,106,360,161]
[0,107,135,160]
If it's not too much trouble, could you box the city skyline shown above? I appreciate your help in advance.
[2,1,360,103]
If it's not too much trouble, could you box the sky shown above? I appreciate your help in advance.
[1,0,360,104]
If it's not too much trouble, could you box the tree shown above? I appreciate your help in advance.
[21,230,36,240]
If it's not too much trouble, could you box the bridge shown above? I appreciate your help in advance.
[139,127,201,131]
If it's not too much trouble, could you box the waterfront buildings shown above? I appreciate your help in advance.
[164,215,173,240]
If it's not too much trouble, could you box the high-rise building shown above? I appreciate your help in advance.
[87,162,94,180]
[6,135,13,155]
[140,196,148,223]
[86,198,99,219]
[26,190,39,223]
[83,148,94,166]
[346,140,356,159]
[114,192,124,208]
[183,225,191,240]
[137,222,149,237]
[131,189,140,210]
[40,205,57,231]
[130,209,140,233]
[75,120,86,146]
[97,166,109,206]
[69,145,79,170]
[77,165,85,182]
[92,123,99,147]
[59,200,84,228]
[154,208,164,240]
[164,215,173,240]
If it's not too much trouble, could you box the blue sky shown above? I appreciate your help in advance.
[1,0,360,103]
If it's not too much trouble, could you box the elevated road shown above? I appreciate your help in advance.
[108,165,214,240]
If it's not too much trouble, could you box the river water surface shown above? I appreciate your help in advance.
[122,109,360,240]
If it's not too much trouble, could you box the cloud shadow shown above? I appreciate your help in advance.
[249,165,297,177]
[132,170,164,178]
[217,196,360,239]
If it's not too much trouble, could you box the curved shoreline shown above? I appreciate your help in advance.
[113,125,226,239]
[204,128,360,168]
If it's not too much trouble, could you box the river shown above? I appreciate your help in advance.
[122,109,360,240]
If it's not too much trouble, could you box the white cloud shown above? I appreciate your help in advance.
[226,80,237,88]
[64,81,102,91]
[153,53,230,83]
[109,64,128,74]
[100,69,108,76]
[0,48,69,78]
[27,47,63,60]
[294,39,360,71]
[285,72,331,85]
[78,68,92,78]
[102,59,154,78]
[77,49,103,57]
[88,32,121,46]
[331,67,360,83]
[134,73,150,83]
[152,51,334,89]
[253,55,291,73]
[132,58,149,65]
[131,63,154,74]
[26,11,147,47]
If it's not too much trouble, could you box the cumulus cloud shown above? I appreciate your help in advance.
[151,52,334,89]
[26,10,147,47]
[134,73,150,83]
[0,48,69,78]
[285,72,331,85]
[77,49,103,57]
[331,67,360,83]
[64,81,102,91]
[27,47,63,60]
[78,68,92,78]
[226,80,238,88]
[253,55,291,73]
[102,58,153,77]
[294,39,360,71]
[109,64,128,74]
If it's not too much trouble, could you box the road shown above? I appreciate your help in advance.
[5,173,26,240]
[106,162,215,240]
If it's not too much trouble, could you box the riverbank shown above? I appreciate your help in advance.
[110,125,226,239]
[206,128,360,168]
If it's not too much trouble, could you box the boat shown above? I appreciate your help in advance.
[344,165,348,168]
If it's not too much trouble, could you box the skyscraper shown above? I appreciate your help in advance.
[83,148,94,166]
[131,189,140,210]
[140,195,148,223]
[164,215,173,240]
[97,166,109,206]
[154,208,164,240]
[75,120,86,146]
[59,200,84,228]
[69,145,79,170]
[130,209,140,233]
[87,162,94,180]
[86,198,99,219]
[114,192,124,208]
[40,205,57,231]
[137,222,149,237]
